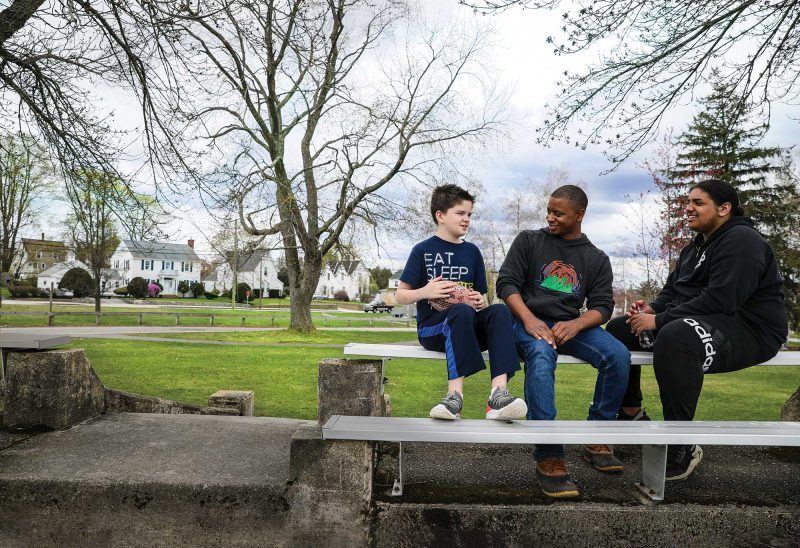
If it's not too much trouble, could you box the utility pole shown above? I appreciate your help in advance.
[232,218,237,310]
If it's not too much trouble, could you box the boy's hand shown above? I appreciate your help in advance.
[629,312,657,335]
[467,289,484,310]
[551,319,581,345]
[523,317,557,349]
[627,299,654,317]
[424,276,456,300]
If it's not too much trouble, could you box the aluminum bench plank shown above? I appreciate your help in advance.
[322,416,800,446]
[343,343,800,366]
[0,335,72,349]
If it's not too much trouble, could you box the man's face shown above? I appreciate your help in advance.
[686,187,729,235]
[436,199,473,238]
[546,196,584,238]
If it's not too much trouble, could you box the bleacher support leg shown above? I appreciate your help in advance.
[391,442,404,497]
[636,444,667,502]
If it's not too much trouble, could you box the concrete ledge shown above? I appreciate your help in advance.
[105,388,239,416]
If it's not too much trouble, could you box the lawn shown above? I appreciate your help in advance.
[68,334,800,421]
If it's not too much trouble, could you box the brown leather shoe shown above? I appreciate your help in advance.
[536,457,580,498]
[583,444,624,473]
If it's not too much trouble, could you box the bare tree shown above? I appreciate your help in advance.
[0,131,51,276]
[462,0,800,164]
[128,1,506,331]
[63,169,121,312]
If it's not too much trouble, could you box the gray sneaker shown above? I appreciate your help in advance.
[430,391,463,420]
[485,387,527,420]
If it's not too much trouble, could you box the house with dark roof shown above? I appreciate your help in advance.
[205,249,284,296]
[11,234,71,280]
[108,239,202,295]
[314,260,370,300]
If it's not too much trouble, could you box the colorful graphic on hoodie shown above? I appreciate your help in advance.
[538,260,580,295]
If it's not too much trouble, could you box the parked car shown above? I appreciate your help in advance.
[312,293,328,300]
[52,288,74,298]
[363,300,393,313]
[100,289,117,298]
[392,304,417,319]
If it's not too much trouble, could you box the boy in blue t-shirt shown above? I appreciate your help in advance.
[396,184,527,420]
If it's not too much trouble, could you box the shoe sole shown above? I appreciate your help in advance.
[581,454,624,473]
[485,398,528,420]
[541,487,580,498]
[666,446,703,481]
[429,405,460,420]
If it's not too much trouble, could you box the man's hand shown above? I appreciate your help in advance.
[551,319,582,345]
[524,317,557,349]
[423,276,455,300]
[629,312,657,335]
[467,289,485,310]
[627,299,654,317]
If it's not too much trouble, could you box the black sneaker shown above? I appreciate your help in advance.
[617,408,650,421]
[429,391,463,420]
[665,444,703,481]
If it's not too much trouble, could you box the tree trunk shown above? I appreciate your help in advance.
[288,257,323,332]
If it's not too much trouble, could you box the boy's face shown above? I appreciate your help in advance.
[546,196,584,239]
[435,199,473,239]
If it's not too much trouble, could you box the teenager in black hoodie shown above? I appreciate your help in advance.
[606,179,788,481]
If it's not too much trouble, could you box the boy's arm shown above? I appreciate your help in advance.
[395,278,455,305]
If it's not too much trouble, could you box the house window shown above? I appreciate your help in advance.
[124,260,130,269]
[114,260,120,269]
[162,261,174,270]
[263,268,268,276]
[181,261,193,272]
[36,251,43,259]
[327,273,330,280]
[41,263,46,269]
[142,259,153,270]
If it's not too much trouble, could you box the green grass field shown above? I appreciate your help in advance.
[68,334,800,421]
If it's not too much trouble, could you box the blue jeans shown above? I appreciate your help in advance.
[512,317,630,461]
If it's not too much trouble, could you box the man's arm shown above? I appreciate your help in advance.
[551,254,613,345]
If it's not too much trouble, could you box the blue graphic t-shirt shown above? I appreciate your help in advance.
[400,236,488,326]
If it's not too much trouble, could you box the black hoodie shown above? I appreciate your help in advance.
[496,228,614,322]
[651,217,788,351]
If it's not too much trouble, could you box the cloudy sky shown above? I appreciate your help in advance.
[26,1,800,280]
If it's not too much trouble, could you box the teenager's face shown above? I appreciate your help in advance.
[686,188,731,236]
[436,199,473,239]
[546,196,584,239]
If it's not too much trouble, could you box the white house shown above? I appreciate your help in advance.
[204,249,284,296]
[36,259,91,290]
[315,260,370,300]
[387,269,403,290]
[108,239,202,295]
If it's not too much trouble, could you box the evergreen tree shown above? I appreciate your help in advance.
[674,77,800,329]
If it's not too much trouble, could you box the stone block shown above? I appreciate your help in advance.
[3,349,105,429]
[782,386,800,421]
[207,390,254,416]
[317,358,384,425]
[287,423,372,545]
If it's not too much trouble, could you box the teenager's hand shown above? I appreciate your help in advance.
[424,276,456,300]
[551,319,582,345]
[627,300,654,317]
[523,317,557,349]
[629,312,657,335]
[467,289,484,310]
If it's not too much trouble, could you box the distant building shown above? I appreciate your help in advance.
[205,249,284,296]
[12,234,71,281]
[387,269,403,290]
[314,260,370,300]
[36,259,91,290]
[108,239,202,295]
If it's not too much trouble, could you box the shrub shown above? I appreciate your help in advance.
[268,289,282,298]
[127,277,148,298]
[147,283,161,298]
[59,268,94,298]
[251,288,262,299]
[204,291,218,300]
[113,287,129,296]
[333,290,350,302]
[9,286,34,298]
[359,293,374,303]
[178,280,190,294]
[190,281,205,298]
[152,280,164,292]
[235,282,252,303]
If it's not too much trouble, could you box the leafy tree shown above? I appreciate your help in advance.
[463,0,800,164]
[674,79,800,329]
[235,282,251,304]
[58,267,93,298]
[0,132,51,275]
[190,281,205,298]
[369,268,392,291]
[178,281,190,294]
[127,277,148,299]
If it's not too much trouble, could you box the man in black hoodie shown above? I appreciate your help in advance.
[607,179,788,481]
[497,185,630,499]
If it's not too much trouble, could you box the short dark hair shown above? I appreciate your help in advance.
[430,184,475,224]
[690,179,746,217]
[550,184,588,210]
